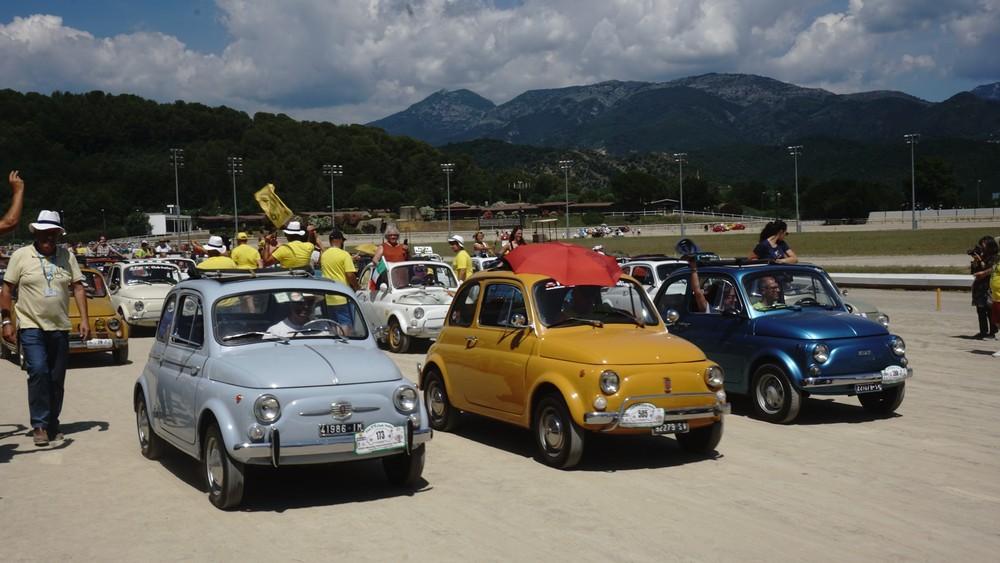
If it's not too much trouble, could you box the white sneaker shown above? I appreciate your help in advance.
[994,350,1000,357]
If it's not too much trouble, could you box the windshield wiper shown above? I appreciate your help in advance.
[222,331,282,342]
[287,328,349,342]
[548,316,604,328]
[601,307,645,327]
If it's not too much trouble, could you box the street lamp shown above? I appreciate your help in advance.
[101,208,106,235]
[227,156,243,236]
[322,164,343,227]
[788,145,803,232]
[512,180,529,203]
[977,179,982,209]
[440,163,455,235]
[559,160,573,238]
[673,153,687,236]
[169,148,184,249]
[904,133,920,230]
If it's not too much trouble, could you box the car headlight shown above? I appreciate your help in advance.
[890,336,905,356]
[394,385,418,413]
[253,394,281,424]
[813,343,830,364]
[704,366,724,390]
[107,318,121,331]
[413,307,425,320]
[599,370,620,395]
[877,313,890,327]
[133,300,144,312]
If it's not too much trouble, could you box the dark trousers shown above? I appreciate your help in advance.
[20,329,69,432]
[976,305,998,336]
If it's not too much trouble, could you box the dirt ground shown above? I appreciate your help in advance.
[1,288,998,562]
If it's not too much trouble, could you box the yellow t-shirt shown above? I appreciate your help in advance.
[230,244,261,269]
[320,247,357,305]
[991,263,1000,301]
[453,249,472,281]
[5,245,85,331]
[272,241,314,269]
[197,256,238,270]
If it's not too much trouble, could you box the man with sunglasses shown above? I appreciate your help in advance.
[753,276,786,311]
[267,292,319,337]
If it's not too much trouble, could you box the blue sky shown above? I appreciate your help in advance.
[1,1,996,124]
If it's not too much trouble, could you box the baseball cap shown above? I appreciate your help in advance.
[447,234,464,246]
[237,232,249,240]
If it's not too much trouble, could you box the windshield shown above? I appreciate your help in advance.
[743,270,842,312]
[214,288,368,345]
[532,279,660,327]
[656,263,685,280]
[81,271,107,298]
[390,263,457,289]
[124,264,181,285]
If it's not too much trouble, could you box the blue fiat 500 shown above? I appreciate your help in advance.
[654,262,912,423]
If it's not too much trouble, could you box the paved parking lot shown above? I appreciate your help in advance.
[1,288,998,562]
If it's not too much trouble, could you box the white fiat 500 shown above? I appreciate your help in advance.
[356,260,458,353]
[107,260,182,327]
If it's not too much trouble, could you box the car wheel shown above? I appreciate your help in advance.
[203,423,245,510]
[135,393,164,460]
[752,364,802,424]
[532,394,586,469]
[382,444,425,487]
[675,420,723,454]
[113,343,129,365]
[858,382,905,415]
[386,318,411,354]
[423,369,460,431]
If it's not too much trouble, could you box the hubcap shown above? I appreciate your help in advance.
[136,403,149,447]
[428,383,446,418]
[539,407,564,452]
[390,325,401,347]
[757,373,784,414]
[205,436,224,493]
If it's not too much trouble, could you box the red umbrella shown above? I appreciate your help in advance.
[504,242,622,286]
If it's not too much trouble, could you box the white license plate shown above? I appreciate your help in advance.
[620,403,665,427]
[319,422,363,437]
[881,365,907,383]
[86,338,113,349]
[354,422,406,454]
[855,383,882,394]
[652,421,689,435]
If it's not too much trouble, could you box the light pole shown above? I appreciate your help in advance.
[169,148,184,249]
[440,163,455,235]
[904,133,920,230]
[101,208,106,235]
[512,180,528,203]
[322,164,343,227]
[559,159,573,238]
[977,179,982,209]
[227,156,243,236]
[788,145,803,232]
[673,153,687,236]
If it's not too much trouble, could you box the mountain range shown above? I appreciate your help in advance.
[369,74,1000,152]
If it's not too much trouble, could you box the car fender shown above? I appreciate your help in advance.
[197,398,242,460]
[745,347,805,392]
[386,309,412,335]
[526,371,587,427]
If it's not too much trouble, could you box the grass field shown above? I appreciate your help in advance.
[413,227,993,260]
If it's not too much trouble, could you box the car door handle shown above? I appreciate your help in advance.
[187,365,200,375]
[465,335,478,347]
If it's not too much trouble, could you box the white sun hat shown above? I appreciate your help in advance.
[283,220,305,236]
[29,210,66,234]
[204,235,227,253]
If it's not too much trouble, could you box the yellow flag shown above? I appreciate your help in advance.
[254,183,293,229]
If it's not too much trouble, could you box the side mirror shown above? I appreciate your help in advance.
[379,283,388,293]
[374,325,386,340]
[664,309,680,325]
[510,313,529,329]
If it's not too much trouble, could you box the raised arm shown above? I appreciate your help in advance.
[0,171,26,235]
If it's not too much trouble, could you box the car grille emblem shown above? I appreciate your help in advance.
[858,350,872,356]
[663,377,672,393]
[331,401,352,419]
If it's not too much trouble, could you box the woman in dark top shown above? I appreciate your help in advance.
[971,235,999,339]
[499,225,528,257]
[751,220,798,264]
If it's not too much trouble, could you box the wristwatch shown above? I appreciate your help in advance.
[2,319,11,326]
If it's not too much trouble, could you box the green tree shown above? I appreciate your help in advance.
[611,171,666,208]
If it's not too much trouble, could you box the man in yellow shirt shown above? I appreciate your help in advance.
[196,236,237,269]
[320,229,358,325]
[1,211,88,446]
[230,232,261,269]
[262,220,315,269]
[449,234,471,281]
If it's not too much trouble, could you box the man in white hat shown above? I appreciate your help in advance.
[0,170,26,235]
[196,235,237,270]
[0,210,88,446]
[262,220,315,269]
[448,234,471,282]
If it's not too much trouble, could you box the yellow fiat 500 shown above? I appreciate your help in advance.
[420,271,729,468]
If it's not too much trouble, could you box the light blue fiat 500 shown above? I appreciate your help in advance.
[133,270,431,509]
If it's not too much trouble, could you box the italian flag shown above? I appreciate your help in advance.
[369,257,388,291]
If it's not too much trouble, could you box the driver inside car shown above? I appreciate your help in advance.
[753,276,786,311]
[268,292,325,337]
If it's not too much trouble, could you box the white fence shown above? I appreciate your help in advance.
[868,208,1000,222]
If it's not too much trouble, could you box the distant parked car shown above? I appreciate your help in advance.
[133,270,431,509]
[654,262,911,423]
[621,255,688,296]
[107,260,182,327]
[356,260,459,353]
[712,224,728,232]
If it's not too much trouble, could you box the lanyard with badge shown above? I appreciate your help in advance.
[38,254,60,297]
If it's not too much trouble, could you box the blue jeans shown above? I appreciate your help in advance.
[329,304,354,327]
[20,329,69,432]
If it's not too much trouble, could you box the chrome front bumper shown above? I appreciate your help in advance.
[802,367,913,389]
[69,337,125,352]
[231,426,432,466]
[583,392,730,431]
